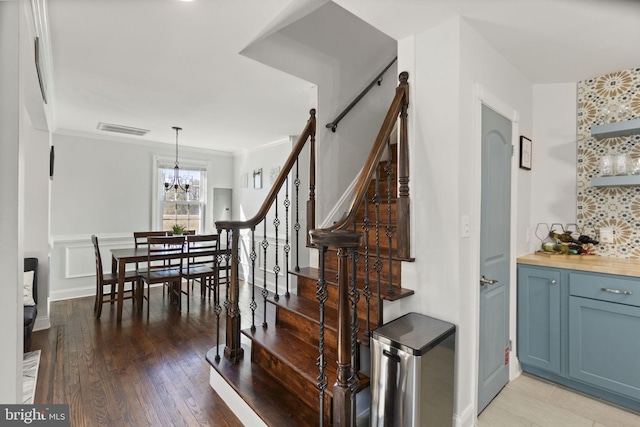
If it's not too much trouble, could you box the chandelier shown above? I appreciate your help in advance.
[164,126,190,198]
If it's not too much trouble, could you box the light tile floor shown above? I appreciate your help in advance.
[478,373,640,427]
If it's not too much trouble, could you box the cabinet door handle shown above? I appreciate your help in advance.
[550,279,557,285]
[601,287,633,296]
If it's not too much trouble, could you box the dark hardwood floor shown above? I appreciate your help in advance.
[30,282,262,427]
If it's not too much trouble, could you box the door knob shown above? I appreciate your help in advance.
[480,275,499,286]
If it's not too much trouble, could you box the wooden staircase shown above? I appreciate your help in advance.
[208,147,413,426]
[210,72,411,426]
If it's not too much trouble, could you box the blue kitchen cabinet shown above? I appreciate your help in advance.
[517,263,640,412]
[568,271,640,401]
[517,265,561,375]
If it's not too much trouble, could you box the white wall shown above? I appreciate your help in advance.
[531,83,578,245]
[232,139,293,225]
[388,17,534,426]
[22,124,52,330]
[241,2,398,223]
[16,0,56,333]
[231,137,311,291]
[0,0,22,404]
[49,132,233,300]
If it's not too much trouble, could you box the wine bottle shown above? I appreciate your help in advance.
[549,231,581,245]
[578,235,599,245]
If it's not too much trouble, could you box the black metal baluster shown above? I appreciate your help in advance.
[273,194,280,301]
[222,230,231,358]
[362,194,372,337]
[294,160,301,272]
[250,227,257,331]
[349,247,361,426]
[225,230,232,309]
[374,167,383,326]
[316,246,328,427]
[284,176,291,297]
[262,218,269,328]
[385,140,396,295]
[214,229,223,362]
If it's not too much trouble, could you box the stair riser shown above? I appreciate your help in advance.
[296,267,400,292]
[356,203,396,223]
[324,251,402,283]
[275,304,338,356]
[251,342,333,421]
[296,275,382,329]
[332,230,399,253]
[366,180,397,198]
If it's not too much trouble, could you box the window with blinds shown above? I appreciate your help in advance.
[158,163,206,234]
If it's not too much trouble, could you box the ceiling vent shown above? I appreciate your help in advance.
[97,122,150,136]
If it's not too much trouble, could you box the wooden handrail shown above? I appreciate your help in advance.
[213,109,316,365]
[310,72,410,427]
[216,109,316,231]
[328,72,409,235]
[325,57,397,132]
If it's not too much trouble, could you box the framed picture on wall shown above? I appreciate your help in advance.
[519,136,532,170]
[253,168,262,189]
[49,146,55,179]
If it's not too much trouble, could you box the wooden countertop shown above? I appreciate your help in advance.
[517,253,640,278]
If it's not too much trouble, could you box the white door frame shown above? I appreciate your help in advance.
[470,84,521,417]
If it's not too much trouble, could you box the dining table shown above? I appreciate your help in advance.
[110,244,231,322]
[111,247,154,321]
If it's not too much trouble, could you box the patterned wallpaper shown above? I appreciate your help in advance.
[577,67,640,258]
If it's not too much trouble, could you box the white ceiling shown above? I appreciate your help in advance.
[45,0,640,152]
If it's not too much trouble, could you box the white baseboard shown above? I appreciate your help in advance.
[50,283,163,302]
[50,286,94,301]
[453,403,475,427]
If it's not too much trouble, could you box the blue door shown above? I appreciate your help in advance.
[478,104,512,413]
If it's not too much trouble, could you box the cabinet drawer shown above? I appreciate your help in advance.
[569,272,640,307]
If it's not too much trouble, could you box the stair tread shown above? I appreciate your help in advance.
[292,267,415,301]
[242,326,339,394]
[268,293,378,344]
[241,326,370,395]
[318,248,414,262]
[206,346,324,427]
[270,293,340,329]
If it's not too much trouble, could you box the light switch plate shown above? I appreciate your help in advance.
[600,227,613,244]
[461,215,470,238]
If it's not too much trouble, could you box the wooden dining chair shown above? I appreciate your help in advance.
[183,234,218,301]
[91,235,140,319]
[134,230,171,295]
[134,230,171,268]
[217,233,231,288]
[138,236,185,317]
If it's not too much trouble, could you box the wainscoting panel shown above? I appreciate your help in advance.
[65,243,94,279]
[50,234,133,301]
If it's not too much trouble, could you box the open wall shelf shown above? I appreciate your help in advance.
[591,175,640,187]
[591,118,640,140]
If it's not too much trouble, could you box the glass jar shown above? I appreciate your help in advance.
[601,155,613,176]
[630,156,640,175]
[615,154,629,176]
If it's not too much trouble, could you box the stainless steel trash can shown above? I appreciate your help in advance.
[370,312,456,427]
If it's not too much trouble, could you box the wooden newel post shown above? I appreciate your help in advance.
[307,109,317,246]
[396,72,411,260]
[310,229,362,427]
[224,229,244,363]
